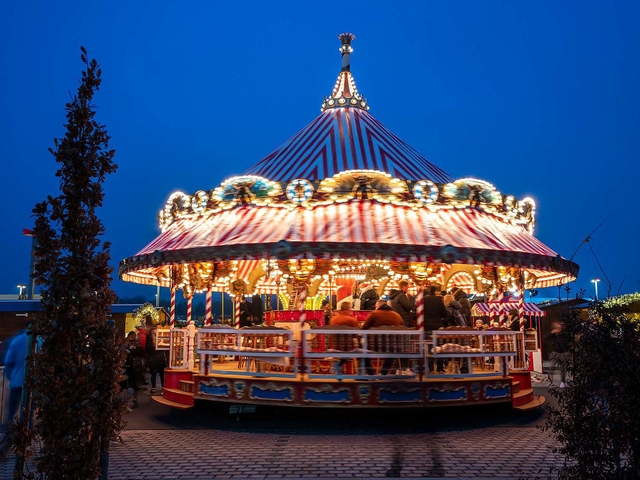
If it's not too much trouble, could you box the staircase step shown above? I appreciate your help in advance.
[163,387,194,397]
[512,387,534,407]
[514,395,546,411]
[513,387,533,399]
[151,395,192,410]
[512,380,521,394]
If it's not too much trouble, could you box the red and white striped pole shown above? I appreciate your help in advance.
[170,289,176,327]
[205,287,212,326]
[415,288,424,330]
[298,286,307,325]
[496,291,506,326]
[517,292,525,330]
[187,295,193,325]
[234,298,240,328]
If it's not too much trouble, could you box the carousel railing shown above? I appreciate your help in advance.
[196,326,297,378]
[427,328,525,378]
[302,326,425,380]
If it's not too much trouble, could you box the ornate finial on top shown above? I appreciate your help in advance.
[321,33,369,112]
[338,33,355,72]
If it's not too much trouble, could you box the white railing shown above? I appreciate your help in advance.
[427,329,525,378]
[302,327,424,380]
[196,327,296,378]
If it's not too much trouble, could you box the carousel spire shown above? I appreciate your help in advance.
[321,33,369,112]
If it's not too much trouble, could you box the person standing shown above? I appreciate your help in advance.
[146,327,167,394]
[548,321,569,388]
[250,294,263,325]
[238,297,253,328]
[443,294,465,327]
[321,299,332,326]
[358,283,379,311]
[423,286,447,373]
[423,286,447,332]
[0,330,27,457]
[362,299,404,375]
[389,280,415,327]
[508,309,522,331]
[123,331,140,391]
[451,287,472,321]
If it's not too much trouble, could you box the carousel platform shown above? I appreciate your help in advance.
[155,362,544,411]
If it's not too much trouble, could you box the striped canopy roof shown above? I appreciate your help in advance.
[241,107,452,183]
[472,302,546,316]
[120,199,577,289]
[242,33,450,184]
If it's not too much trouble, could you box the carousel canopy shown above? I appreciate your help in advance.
[119,33,579,295]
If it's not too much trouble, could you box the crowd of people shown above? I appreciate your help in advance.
[332,281,479,330]
[322,282,486,375]
[121,327,168,401]
[322,281,530,376]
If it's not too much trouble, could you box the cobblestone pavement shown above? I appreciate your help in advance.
[1,384,565,479]
[105,427,562,479]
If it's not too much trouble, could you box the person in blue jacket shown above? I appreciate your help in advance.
[0,329,28,457]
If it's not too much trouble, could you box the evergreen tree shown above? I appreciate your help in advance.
[14,47,129,479]
[544,303,640,478]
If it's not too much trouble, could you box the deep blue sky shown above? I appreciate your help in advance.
[1,1,639,302]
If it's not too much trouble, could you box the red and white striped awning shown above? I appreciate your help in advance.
[138,200,555,256]
[472,302,546,316]
[119,199,578,288]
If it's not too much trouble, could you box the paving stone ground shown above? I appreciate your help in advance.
[1,382,565,479]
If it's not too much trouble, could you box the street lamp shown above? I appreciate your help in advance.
[16,284,27,300]
[591,278,601,301]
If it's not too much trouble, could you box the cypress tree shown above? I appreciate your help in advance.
[14,47,129,479]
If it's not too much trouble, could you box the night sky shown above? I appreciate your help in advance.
[1,1,639,302]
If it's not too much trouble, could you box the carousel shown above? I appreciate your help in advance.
[119,33,578,411]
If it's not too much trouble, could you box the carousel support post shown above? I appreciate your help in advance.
[298,284,308,375]
[298,285,308,324]
[205,287,213,325]
[234,298,240,328]
[328,271,334,309]
[202,287,212,375]
[221,291,225,324]
[496,290,506,326]
[170,289,176,328]
[415,288,424,330]
[186,295,195,371]
[415,286,425,378]
[169,288,176,370]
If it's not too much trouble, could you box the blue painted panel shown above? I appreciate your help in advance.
[303,389,350,403]
[379,389,422,403]
[428,387,467,402]
[485,385,510,399]
[250,386,293,401]
[199,383,230,397]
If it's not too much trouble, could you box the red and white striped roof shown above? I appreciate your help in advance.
[241,33,450,184]
[138,201,554,256]
[120,199,577,288]
[472,302,546,316]
[242,107,452,184]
